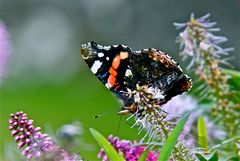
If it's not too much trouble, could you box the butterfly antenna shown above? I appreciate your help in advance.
[116,115,122,136]
[93,107,119,119]
[93,113,106,119]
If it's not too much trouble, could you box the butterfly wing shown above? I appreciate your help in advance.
[81,42,192,106]
[126,48,192,104]
[81,41,132,102]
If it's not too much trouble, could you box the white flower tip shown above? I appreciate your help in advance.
[190,13,195,19]
[134,93,141,103]
[200,42,211,51]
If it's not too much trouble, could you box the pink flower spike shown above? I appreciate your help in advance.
[22,146,30,156]
[9,111,56,159]
[19,134,25,139]
[11,130,19,136]
[9,125,14,130]
[27,153,34,160]
[34,127,41,132]
[25,138,31,143]
[27,120,33,125]
[8,119,14,124]
[14,135,20,142]
[18,141,26,149]
[9,111,81,161]
[35,151,41,157]
[27,125,33,130]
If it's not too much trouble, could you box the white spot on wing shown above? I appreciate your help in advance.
[172,60,177,64]
[106,57,110,61]
[125,69,132,77]
[91,60,102,74]
[113,45,118,48]
[104,46,111,50]
[178,65,183,72]
[98,52,104,58]
[105,83,110,89]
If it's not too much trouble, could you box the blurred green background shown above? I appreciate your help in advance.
[0,0,239,160]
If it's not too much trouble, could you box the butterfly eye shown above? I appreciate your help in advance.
[80,48,90,59]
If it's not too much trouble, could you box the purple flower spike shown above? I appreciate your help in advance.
[9,111,56,160]
[9,111,82,161]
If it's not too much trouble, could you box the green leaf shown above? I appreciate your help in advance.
[221,69,240,104]
[198,116,208,151]
[89,128,124,161]
[209,151,218,161]
[225,156,240,161]
[157,114,190,161]
[196,153,208,161]
[223,69,240,90]
[196,151,218,161]
[138,149,149,161]
[223,69,240,78]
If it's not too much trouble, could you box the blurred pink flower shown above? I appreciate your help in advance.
[162,95,226,146]
[0,20,10,85]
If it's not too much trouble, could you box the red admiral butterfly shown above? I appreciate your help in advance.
[81,41,192,113]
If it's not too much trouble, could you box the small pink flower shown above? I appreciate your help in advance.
[162,95,226,145]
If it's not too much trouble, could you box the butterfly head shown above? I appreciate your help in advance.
[81,41,96,60]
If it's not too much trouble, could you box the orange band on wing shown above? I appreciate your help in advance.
[109,67,117,76]
[112,55,120,69]
[107,75,116,88]
[108,52,128,88]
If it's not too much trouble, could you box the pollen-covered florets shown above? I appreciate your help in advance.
[121,84,176,141]
[119,84,197,160]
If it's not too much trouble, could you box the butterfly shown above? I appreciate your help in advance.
[80,41,192,113]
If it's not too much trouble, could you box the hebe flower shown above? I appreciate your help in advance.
[98,135,158,161]
[120,84,175,140]
[0,20,10,85]
[9,111,81,161]
[174,13,233,70]
[174,13,240,137]
[119,85,196,160]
